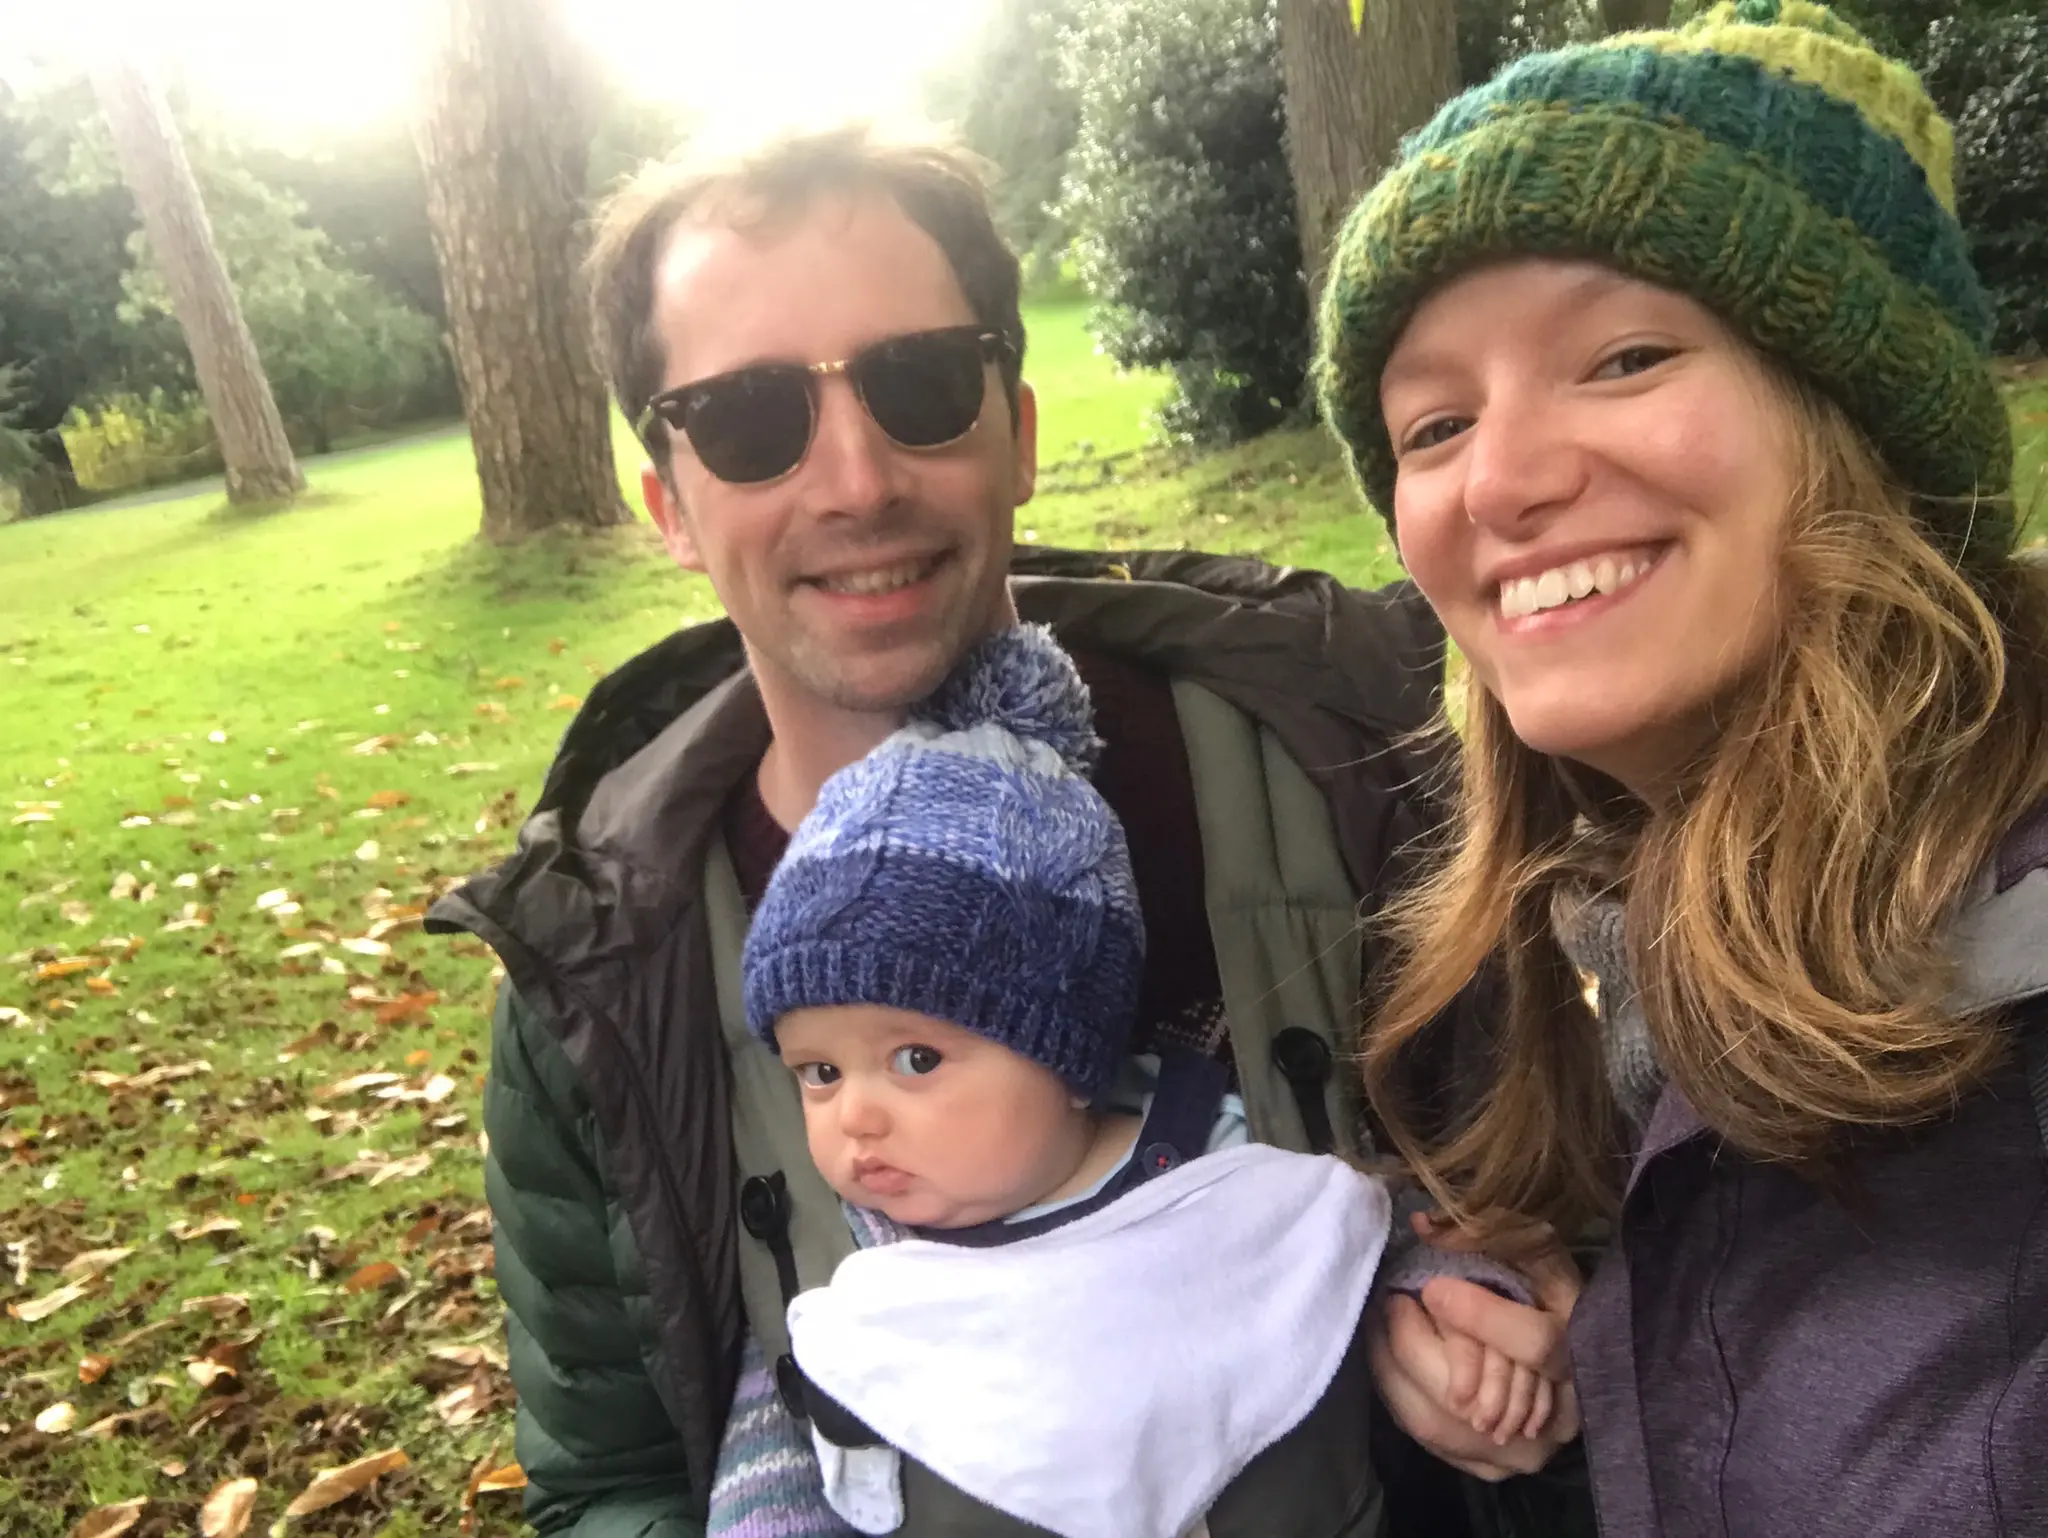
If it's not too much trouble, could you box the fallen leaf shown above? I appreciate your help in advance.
[168,1215,241,1244]
[492,675,524,690]
[36,1400,77,1432]
[62,899,95,923]
[186,1358,239,1391]
[180,1293,251,1322]
[62,1246,135,1280]
[276,1023,337,1061]
[341,1260,406,1294]
[79,1353,114,1383]
[254,889,292,911]
[366,790,410,809]
[546,694,581,711]
[86,976,117,996]
[421,1073,458,1104]
[199,1477,258,1538]
[364,913,424,943]
[354,841,380,862]
[12,810,54,825]
[475,1464,526,1493]
[67,1497,147,1538]
[367,1151,433,1187]
[433,1377,491,1426]
[374,990,437,1025]
[283,1447,410,1517]
[350,734,405,756]
[35,957,98,980]
[445,761,500,776]
[8,1279,91,1322]
[339,937,391,958]
[79,1406,160,1439]
[548,637,567,654]
[160,1460,187,1477]
[314,1070,404,1099]
[404,1049,432,1068]
[277,941,326,961]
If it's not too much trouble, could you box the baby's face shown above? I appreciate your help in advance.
[776,1004,1091,1228]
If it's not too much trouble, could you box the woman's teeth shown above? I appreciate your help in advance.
[1499,554,1650,620]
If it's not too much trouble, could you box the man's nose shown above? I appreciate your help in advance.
[804,374,906,518]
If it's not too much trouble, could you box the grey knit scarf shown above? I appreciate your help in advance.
[1551,885,1666,1135]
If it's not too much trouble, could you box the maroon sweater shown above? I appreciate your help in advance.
[725,648,1231,1069]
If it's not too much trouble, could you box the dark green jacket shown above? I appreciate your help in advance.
[431,549,1585,1538]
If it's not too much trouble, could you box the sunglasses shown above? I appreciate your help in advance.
[636,324,1016,486]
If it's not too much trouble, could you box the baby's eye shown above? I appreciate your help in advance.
[793,1062,840,1088]
[891,1045,943,1077]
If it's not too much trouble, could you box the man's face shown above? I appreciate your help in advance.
[640,194,1035,722]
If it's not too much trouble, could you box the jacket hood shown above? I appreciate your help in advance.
[1951,797,2048,1015]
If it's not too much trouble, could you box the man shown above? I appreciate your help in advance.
[429,125,1578,1537]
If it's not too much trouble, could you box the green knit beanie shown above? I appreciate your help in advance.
[1314,0,2014,569]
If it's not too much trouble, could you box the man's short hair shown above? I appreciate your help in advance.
[585,123,1026,452]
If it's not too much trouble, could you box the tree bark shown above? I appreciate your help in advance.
[1599,0,1673,32]
[89,58,304,505]
[1277,0,1460,302]
[413,0,631,543]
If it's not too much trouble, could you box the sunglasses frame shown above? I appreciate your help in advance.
[635,325,1018,485]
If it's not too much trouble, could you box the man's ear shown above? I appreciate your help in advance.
[1011,380,1038,508]
[642,460,704,573]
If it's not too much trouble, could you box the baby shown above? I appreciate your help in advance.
[719,625,1554,1538]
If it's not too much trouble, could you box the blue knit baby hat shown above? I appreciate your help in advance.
[742,624,1144,1101]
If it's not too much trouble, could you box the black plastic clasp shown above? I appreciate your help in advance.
[1272,1027,1337,1155]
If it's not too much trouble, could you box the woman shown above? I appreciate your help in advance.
[1315,2,2048,1533]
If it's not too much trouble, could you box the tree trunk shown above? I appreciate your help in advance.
[1277,0,1459,302]
[1599,0,1672,32]
[412,0,631,543]
[89,58,304,505]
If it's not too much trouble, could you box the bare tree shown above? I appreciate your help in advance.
[413,0,630,543]
[89,57,303,505]
[1276,0,1459,301]
[1600,0,1673,31]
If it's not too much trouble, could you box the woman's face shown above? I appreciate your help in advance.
[1380,260,1802,797]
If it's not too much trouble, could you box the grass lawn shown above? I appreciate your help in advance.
[2,293,2043,1537]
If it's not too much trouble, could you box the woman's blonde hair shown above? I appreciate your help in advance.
[1364,375,2048,1251]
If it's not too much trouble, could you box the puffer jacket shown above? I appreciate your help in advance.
[430,548,1590,1538]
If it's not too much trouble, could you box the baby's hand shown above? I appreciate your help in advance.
[1437,1328,1554,1447]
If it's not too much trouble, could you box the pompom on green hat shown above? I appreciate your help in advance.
[1314,0,2015,569]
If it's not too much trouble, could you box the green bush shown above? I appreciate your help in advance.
[61,389,222,494]
[1058,0,1308,445]
[1918,14,2048,356]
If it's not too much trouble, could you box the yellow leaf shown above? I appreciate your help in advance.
[86,976,117,996]
[1350,0,1365,28]
[283,1447,410,1517]
[546,694,581,712]
[79,1354,115,1384]
[8,1279,92,1322]
[61,1247,135,1280]
[36,1400,77,1433]
[199,1477,258,1538]
[67,1498,148,1538]
[366,789,409,809]
[35,957,98,980]
[476,1462,526,1494]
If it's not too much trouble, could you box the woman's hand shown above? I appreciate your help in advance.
[1368,1222,1584,1482]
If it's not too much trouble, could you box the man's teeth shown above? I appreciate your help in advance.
[1499,555,1649,619]
[817,559,934,596]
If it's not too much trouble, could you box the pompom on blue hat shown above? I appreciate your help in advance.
[742,625,1144,1101]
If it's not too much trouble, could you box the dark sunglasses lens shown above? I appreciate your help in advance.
[679,368,813,483]
[855,332,989,448]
